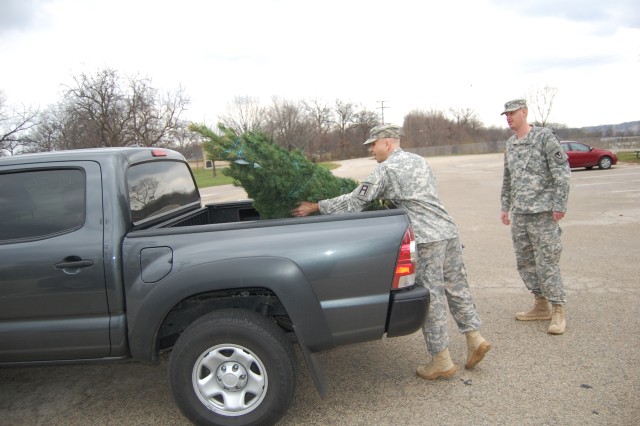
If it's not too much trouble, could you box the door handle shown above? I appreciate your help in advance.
[54,260,94,269]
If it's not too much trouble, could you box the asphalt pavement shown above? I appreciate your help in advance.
[1,153,639,425]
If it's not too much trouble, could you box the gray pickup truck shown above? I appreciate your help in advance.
[0,147,428,426]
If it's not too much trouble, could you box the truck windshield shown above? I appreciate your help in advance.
[127,160,200,223]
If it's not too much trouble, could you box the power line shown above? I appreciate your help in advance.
[377,100,389,124]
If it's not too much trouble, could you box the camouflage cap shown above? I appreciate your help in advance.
[364,124,403,145]
[501,99,527,115]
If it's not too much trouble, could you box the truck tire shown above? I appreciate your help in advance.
[169,309,296,426]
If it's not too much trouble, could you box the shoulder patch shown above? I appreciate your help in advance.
[542,138,568,165]
[355,181,378,202]
[548,146,568,164]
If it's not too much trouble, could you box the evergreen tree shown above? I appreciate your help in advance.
[190,123,359,219]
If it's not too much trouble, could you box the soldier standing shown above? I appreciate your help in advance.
[292,124,491,379]
[500,99,571,334]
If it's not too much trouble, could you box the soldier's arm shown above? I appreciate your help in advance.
[500,152,512,213]
[543,134,571,212]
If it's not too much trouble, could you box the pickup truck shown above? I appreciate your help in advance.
[0,147,429,426]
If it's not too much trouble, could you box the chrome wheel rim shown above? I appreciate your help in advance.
[192,344,268,416]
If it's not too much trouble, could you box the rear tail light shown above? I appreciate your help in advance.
[392,226,416,289]
[151,149,168,157]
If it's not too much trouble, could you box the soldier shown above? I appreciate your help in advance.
[292,124,491,379]
[500,99,571,335]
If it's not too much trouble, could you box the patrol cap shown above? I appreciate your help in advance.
[501,99,527,115]
[364,124,403,145]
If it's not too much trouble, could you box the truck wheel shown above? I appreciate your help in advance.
[169,309,296,426]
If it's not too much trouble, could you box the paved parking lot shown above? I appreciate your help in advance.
[1,153,639,425]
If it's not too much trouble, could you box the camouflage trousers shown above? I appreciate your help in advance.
[416,238,482,355]
[510,212,566,305]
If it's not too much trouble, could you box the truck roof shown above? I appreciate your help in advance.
[0,147,187,166]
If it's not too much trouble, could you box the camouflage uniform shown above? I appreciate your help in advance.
[319,148,482,355]
[501,126,571,305]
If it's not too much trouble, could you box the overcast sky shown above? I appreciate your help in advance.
[1,0,638,129]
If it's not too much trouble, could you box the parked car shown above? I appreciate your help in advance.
[560,141,618,170]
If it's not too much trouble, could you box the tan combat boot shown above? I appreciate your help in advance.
[548,304,566,334]
[516,295,552,321]
[416,348,459,380]
[465,330,491,369]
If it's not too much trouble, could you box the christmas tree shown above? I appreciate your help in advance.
[190,124,359,219]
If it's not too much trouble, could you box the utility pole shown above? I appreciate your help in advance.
[377,100,389,124]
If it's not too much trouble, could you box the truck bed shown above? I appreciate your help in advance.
[149,200,260,228]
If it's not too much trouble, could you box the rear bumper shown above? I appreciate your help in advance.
[385,285,429,337]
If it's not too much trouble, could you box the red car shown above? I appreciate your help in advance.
[560,141,618,170]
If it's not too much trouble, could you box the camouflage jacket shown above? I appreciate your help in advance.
[501,126,571,214]
[318,148,458,244]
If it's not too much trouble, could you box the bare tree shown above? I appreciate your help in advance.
[301,99,334,160]
[332,100,359,157]
[449,108,482,130]
[128,77,189,147]
[346,107,379,157]
[0,91,39,156]
[57,101,99,150]
[20,105,61,153]
[403,109,450,147]
[448,107,483,144]
[24,68,190,152]
[264,97,313,153]
[333,100,357,135]
[172,123,202,154]
[220,96,266,134]
[421,109,451,146]
[351,107,379,129]
[526,85,558,127]
[303,99,334,134]
[63,68,131,147]
[171,122,207,170]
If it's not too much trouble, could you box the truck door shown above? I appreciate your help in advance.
[0,162,110,362]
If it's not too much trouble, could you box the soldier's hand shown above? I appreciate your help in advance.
[500,211,510,225]
[292,201,319,217]
[552,211,565,221]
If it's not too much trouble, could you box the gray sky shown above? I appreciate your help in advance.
[1,0,638,129]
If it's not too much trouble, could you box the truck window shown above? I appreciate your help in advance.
[0,169,85,242]
[127,160,200,223]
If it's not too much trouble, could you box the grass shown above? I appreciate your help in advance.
[617,151,640,164]
[191,167,235,188]
[192,162,341,189]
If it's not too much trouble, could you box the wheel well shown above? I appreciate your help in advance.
[156,288,293,353]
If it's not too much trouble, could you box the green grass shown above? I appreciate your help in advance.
[191,167,235,188]
[320,162,340,171]
[617,151,640,164]
[192,162,341,188]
